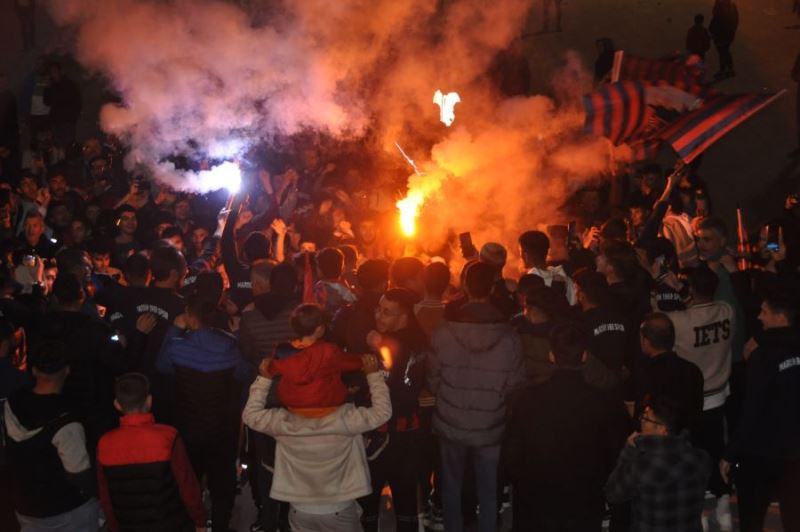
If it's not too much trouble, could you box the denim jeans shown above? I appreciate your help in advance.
[16,498,100,532]
[439,438,500,532]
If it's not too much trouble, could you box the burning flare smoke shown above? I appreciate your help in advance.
[47,0,614,246]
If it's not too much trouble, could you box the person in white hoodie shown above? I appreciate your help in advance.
[666,264,734,531]
[242,353,391,532]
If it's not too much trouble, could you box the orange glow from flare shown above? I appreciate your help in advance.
[379,345,393,370]
[397,192,423,238]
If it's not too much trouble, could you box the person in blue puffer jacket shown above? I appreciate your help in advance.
[156,293,253,532]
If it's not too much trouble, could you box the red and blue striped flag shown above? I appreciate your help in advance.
[618,53,702,85]
[583,81,653,146]
[612,51,714,99]
[658,90,786,163]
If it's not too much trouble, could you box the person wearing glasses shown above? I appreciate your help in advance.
[605,396,710,532]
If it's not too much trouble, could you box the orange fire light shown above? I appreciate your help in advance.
[397,192,423,238]
[379,345,393,370]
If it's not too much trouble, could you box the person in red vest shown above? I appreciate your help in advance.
[97,373,207,532]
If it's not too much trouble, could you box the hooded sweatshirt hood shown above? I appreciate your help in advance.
[442,301,510,353]
[254,292,297,321]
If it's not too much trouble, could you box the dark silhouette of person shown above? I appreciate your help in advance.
[709,0,739,79]
[686,14,712,60]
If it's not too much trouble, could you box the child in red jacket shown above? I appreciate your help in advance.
[269,304,362,416]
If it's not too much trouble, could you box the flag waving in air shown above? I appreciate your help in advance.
[583,81,701,147]
[658,90,786,163]
[583,81,652,146]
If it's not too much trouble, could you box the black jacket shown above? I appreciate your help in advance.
[35,310,127,448]
[503,370,630,520]
[116,286,185,375]
[381,325,429,431]
[5,390,93,518]
[634,351,704,436]
[42,77,82,124]
[332,292,381,354]
[725,327,800,461]
[581,306,629,370]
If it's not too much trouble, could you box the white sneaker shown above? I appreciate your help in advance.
[715,494,733,531]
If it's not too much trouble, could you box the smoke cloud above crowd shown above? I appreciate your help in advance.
[46,0,613,249]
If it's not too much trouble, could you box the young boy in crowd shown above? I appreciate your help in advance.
[269,303,363,414]
[96,373,207,532]
[313,247,356,317]
[243,351,391,531]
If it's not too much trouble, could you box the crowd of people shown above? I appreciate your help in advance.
[1,1,800,532]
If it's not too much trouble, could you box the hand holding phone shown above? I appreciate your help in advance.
[459,232,478,260]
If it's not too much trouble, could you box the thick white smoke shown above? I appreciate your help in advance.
[46,0,614,250]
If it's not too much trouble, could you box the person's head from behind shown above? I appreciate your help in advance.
[574,269,611,310]
[270,262,298,298]
[600,218,628,245]
[423,261,451,301]
[694,13,704,25]
[641,395,686,436]
[53,273,86,311]
[390,257,425,298]
[114,373,152,415]
[184,294,218,331]
[518,230,549,269]
[356,259,389,295]
[640,312,675,357]
[696,217,728,262]
[375,288,416,334]
[686,263,718,304]
[479,243,507,278]
[464,261,495,302]
[548,321,587,368]
[317,247,345,281]
[290,304,327,342]
[149,245,187,290]
[30,340,70,391]
[516,273,545,307]
[251,260,277,297]
[243,231,271,264]
[194,271,224,306]
[338,244,358,272]
[758,292,797,330]
[124,252,150,287]
[597,240,638,283]
[23,211,45,246]
[524,285,563,324]
[56,247,92,281]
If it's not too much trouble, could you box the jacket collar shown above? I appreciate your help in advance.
[120,412,156,427]
[758,327,800,350]
[634,431,691,451]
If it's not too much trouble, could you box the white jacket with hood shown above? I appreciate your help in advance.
[242,372,391,505]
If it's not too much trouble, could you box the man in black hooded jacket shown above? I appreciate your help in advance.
[722,294,800,531]
[35,273,128,454]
